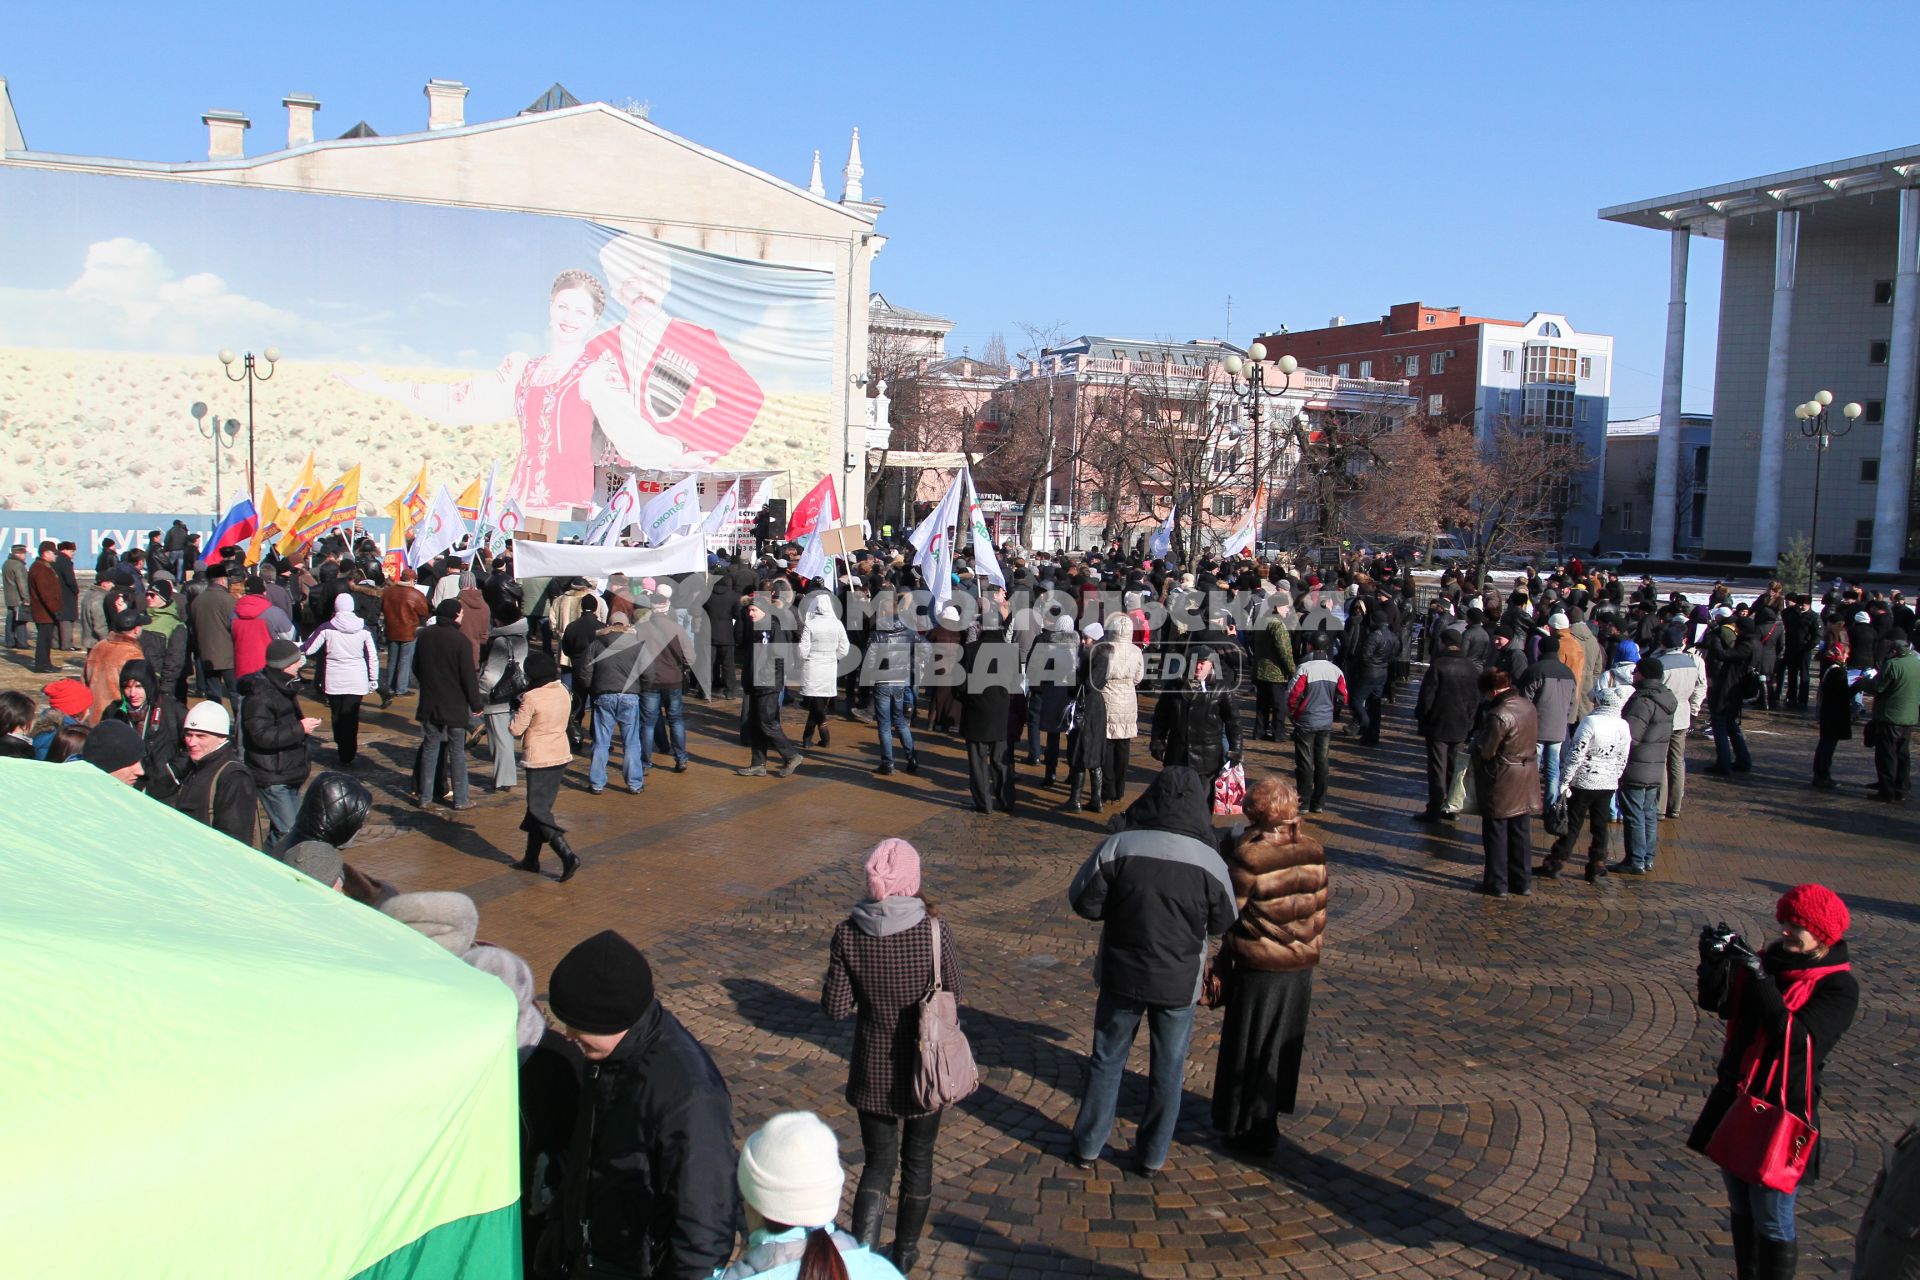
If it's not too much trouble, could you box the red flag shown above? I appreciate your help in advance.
[785,475,840,541]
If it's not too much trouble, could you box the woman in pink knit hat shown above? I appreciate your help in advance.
[1689,884,1860,1280]
[819,838,964,1275]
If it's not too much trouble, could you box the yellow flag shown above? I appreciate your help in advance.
[273,454,320,556]
[455,473,485,521]
[246,485,281,564]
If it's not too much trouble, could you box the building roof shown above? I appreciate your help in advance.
[1,92,877,228]
[869,292,953,331]
[1607,412,1711,437]
[1045,336,1243,364]
[1599,143,1920,238]
[521,83,581,115]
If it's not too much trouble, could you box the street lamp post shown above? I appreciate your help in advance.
[218,346,279,501]
[1792,389,1863,598]
[1222,342,1298,550]
[190,402,243,521]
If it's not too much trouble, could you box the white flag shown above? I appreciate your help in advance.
[495,497,526,542]
[584,474,643,547]
[795,531,835,588]
[962,468,1005,587]
[1147,502,1176,560]
[909,471,963,555]
[474,461,500,549]
[641,473,701,545]
[701,479,743,537]
[1221,504,1256,559]
[913,471,966,607]
[408,484,469,568]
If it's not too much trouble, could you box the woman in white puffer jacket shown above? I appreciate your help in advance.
[303,594,380,767]
[796,592,850,748]
[1539,684,1630,883]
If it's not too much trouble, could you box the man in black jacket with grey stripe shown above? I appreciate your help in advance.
[1066,767,1235,1177]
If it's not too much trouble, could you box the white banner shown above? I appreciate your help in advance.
[1221,506,1255,559]
[510,531,708,581]
[963,468,1005,587]
[913,472,966,607]
[701,479,743,537]
[641,473,701,545]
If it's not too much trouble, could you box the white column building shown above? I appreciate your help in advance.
[1603,146,1920,575]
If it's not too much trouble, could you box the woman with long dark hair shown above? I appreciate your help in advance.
[821,839,960,1274]
[1690,885,1858,1280]
[1210,776,1327,1156]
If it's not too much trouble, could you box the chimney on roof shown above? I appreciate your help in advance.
[1330,315,1345,327]
[283,94,320,149]
[424,79,468,131]
[202,110,249,160]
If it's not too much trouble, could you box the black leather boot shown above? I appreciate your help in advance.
[1730,1213,1757,1280]
[1087,769,1105,813]
[1066,769,1085,811]
[552,835,580,884]
[892,1194,932,1274]
[513,831,543,874]
[850,1189,887,1252]
[1753,1236,1796,1280]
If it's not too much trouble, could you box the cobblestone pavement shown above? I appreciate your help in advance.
[7,643,1916,1278]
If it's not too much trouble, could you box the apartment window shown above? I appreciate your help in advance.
[1576,399,1590,422]
[1694,447,1710,483]
[1538,321,1563,338]
[1620,502,1635,532]
[1866,400,1885,423]
[1499,348,1515,372]
[1089,493,1112,513]
[1424,313,1436,324]
[1428,393,1445,414]
[1861,458,1880,484]
[1579,355,1594,379]
[1525,345,1578,384]
[1212,493,1239,517]
[1869,340,1890,365]
[1317,365,1328,374]
[1874,280,1895,305]
[1337,362,1351,377]
[1854,519,1875,555]
[1359,359,1373,378]
[1522,387,1575,433]
[1404,354,1420,375]
[1429,352,1445,375]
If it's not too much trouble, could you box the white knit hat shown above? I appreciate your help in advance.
[736,1111,844,1229]
[1548,613,1571,629]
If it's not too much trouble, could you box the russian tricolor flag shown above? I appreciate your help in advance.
[201,498,260,567]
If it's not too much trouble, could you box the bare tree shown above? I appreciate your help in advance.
[978,332,1009,367]
[1270,403,1405,555]
[1457,420,1589,586]
[1357,410,1472,558]
[1123,355,1246,560]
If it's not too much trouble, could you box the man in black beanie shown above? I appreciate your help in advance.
[81,719,146,785]
[546,930,738,1279]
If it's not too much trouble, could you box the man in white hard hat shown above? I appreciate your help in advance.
[170,700,260,847]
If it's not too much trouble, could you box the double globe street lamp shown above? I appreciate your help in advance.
[1222,342,1298,550]
[190,402,242,522]
[1793,389,1863,597]
[218,345,279,501]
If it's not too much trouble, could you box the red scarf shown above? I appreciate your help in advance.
[1727,959,1851,1072]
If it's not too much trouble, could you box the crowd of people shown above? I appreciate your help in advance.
[4,527,1916,1279]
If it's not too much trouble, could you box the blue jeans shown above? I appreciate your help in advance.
[1538,740,1563,806]
[416,719,470,806]
[1619,784,1660,869]
[873,685,915,764]
[383,639,416,696]
[590,692,643,792]
[1071,991,1198,1171]
[1350,675,1384,740]
[259,782,301,848]
[1711,709,1751,770]
[638,688,687,773]
[1724,1169,1796,1243]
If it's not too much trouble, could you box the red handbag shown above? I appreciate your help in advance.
[1705,1014,1819,1193]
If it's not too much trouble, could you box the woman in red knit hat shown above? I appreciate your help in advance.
[1689,884,1860,1280]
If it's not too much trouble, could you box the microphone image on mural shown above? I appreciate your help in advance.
[0,166,839,535]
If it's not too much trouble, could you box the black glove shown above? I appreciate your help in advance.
[1148,741,1165,762]
[1698,922,1741,961]
[1736,946,1766,976]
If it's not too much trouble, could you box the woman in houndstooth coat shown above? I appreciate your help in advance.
[821,838,962,1275]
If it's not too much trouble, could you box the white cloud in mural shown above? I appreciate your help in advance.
[0,237,339,358]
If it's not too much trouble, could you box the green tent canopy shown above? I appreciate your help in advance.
[0,760,522,1278]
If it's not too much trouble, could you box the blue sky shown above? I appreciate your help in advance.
[4,0,1913,417]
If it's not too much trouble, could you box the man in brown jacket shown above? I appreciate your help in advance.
[380,569,431,705]
[1473,668,1541,899]
[28,541,64,673]
[190,565,239,710]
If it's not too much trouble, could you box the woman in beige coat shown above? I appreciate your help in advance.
[509,652,579,881]
[1098,613,1145,805]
